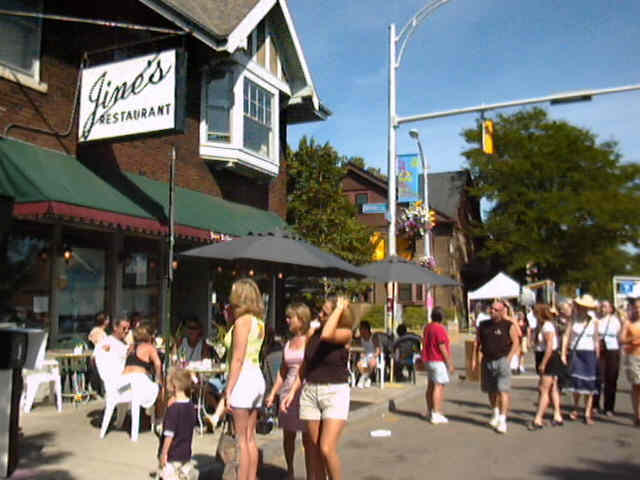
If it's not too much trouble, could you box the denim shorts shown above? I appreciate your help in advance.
[299,383,350,421]
[426,361,450,384]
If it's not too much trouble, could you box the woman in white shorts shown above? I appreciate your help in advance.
[282,296,353,480]
[224,279,266,480]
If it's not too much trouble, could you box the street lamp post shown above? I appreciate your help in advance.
[408,129,430,260]
[409,129,433,320]
[387,1,452,332]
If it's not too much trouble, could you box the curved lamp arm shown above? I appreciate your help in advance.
[396,0,452,68]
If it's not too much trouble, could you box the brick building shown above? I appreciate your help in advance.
[342,163,481,314]
[0,0,328,344]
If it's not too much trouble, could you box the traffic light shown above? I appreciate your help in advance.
[429,209,437,227]
[482,119,495,155]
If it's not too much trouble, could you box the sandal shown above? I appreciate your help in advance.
[551,419,564,427]
[527,420,544,431]
[568,411,579,421]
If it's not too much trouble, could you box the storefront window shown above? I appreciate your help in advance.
[57,247,106,335]
[1,233,49,329]
[122,252,161,326]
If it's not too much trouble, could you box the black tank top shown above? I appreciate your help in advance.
[125,344,154,376]
[304,331,349,384]
[478,320,513,362]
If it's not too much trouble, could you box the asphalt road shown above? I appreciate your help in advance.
[274,372,640,480]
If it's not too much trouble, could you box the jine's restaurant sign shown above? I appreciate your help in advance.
[79,49,186,142]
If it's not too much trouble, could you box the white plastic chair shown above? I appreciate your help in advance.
[94,345,153,442]
[21,333,62,413]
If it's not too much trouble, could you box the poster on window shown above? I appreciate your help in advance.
[397,154,421,203]
[79,49,186,142]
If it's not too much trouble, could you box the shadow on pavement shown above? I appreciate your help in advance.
[14,431,75,479]
[538,458,640,480]
[447,398,535,418]
[350,400,374,412]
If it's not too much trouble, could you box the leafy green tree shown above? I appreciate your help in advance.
[462,107,640,292]
[287,136,374,266]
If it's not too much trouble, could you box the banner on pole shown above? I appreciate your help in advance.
[397,153,421,203]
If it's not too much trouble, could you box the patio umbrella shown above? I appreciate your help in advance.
[179,228,365,278]
[360,255,460,286]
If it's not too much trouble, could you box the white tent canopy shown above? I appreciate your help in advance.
[468,272,520,300]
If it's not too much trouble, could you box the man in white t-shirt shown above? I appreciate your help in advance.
[97,318,130,379]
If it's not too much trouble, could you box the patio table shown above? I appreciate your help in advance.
[185,363,227,435]
[47,351,95,406]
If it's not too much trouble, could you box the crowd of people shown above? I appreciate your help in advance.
[468,295,640,435]
[84,280,640,480]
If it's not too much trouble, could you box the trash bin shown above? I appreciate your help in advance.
[465,339,480,382]
[0,328,46,478]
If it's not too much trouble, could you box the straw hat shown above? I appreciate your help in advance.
[574,294,598,310]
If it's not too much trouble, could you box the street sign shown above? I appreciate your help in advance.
[362,203,387,214]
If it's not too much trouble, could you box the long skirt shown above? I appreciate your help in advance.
[566,349,598,395]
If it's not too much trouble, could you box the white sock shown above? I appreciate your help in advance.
[492,408,499,418]
[499,414,506,422]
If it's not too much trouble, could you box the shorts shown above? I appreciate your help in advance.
[534,350,566,377]
[625,355,640,385]
[426,361,450,384]
[126,372,159,409]
[299,383,350,421]
[481,357,511,393]
[229,364,265,409]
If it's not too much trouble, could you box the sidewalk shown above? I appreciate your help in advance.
[14,373,426,479]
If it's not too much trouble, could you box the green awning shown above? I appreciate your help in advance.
[0,137,286,239]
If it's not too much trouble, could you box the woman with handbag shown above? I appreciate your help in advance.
[224,279,266,480]
[265,303,313,480]
[282,296,353,480]
[529,304,564,430]
[593,300,622,416]
[561,294,600,424]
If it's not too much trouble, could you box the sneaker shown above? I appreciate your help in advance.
[495,419,507,434]
[519,365,526,373]
[431,413,449,424]
[364,377,372,388]
[489,415,500,429]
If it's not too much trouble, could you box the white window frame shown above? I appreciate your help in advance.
[0,0,47,92]
[199,67,280,177]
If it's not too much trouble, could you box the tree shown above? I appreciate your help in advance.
[287,136,375,266]
[462,107,640,293]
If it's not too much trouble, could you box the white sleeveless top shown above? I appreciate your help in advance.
[571,319,596,351]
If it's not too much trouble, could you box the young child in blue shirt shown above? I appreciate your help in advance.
[160,368,198,480]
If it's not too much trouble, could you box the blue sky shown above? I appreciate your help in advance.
[287,0,640,175]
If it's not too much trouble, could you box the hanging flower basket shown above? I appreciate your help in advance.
[397,201,435,257]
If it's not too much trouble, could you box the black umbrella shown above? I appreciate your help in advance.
[179,228,365,278]
[360,255,460,285]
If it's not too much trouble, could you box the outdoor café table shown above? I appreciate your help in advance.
[47,351,95,406]
[185,362,226,435]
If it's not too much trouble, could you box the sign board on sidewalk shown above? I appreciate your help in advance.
[79,49,187,142]
[362,203,387,214]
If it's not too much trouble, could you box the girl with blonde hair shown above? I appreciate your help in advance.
[266,303,313,480]
[224,278,266,480]
[282,296,353,480]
